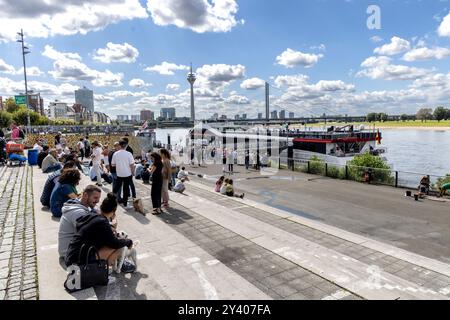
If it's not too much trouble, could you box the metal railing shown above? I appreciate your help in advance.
[274,157,445,190]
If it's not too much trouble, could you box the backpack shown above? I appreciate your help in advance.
[18,129,25,139]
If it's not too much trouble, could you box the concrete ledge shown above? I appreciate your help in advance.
[186,181,450,287]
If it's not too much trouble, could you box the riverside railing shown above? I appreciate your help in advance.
[274,157,444,190]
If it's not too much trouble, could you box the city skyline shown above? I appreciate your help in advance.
[1,1,450,119]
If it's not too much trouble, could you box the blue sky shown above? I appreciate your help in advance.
[1,0,450,119]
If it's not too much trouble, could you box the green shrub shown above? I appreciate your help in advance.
[435,174,450,189]
[327,165,345,179]
[347,153,394,185]
[308,156,325,175]
[0,111,13,128]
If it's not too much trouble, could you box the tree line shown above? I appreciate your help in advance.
[366,106,450,123]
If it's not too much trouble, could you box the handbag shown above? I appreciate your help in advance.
[64,245,109,293]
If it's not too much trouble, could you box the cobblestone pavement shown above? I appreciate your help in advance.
[133,182,361,300]
[0,166,38,300]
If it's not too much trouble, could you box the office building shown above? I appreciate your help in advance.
[75,86,94,112]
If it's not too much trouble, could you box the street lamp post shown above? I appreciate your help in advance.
[17,29,31,133]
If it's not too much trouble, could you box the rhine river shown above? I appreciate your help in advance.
[155,128,450,178]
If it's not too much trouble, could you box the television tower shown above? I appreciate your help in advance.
[187,63,196,122]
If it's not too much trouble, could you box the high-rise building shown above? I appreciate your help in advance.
[279,110,286,119]
[258,113,263,119]
[271,110,278,119]
[117,115,129,122]
[289,112,295,119]
[49,101,69,119]
[130,115,140,122]
[234,114,240,120]
[242,114,247,120]
[160,108,176,120]
[75,86,94,112]
[140,109,154,121]
[210,113,219,120]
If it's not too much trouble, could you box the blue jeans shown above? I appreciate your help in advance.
[44,164,62,174]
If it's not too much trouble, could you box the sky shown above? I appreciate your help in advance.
[1,0,450,120]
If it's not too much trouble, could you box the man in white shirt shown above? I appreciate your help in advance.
[111,140,136,207]
[91,141,103,186]
[33,139,44,153]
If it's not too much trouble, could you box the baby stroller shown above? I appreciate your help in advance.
[6,139,27,167]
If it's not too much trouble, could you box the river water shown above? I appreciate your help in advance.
[155,128,450,178]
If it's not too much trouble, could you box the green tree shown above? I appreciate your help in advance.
[434,106,448,122]
[12,108,42,126]
[5,97,20,113]
[400,114,409,121]
[378,113,388,122]
[0,110,13,128]
[416,108,433,122]
[366,113,378,122]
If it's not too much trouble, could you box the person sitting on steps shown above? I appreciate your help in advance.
[225,179,244,199]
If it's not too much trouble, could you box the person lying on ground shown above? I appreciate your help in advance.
[225,179,245,199]
[65,193,135,273]
[215,176,225,192]
[50,169,81,218]
[41,161,77,208]
[58,185,101,259]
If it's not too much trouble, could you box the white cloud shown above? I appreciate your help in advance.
[402,47,450,61]
[106,90,149,98]
[370,36,383,43]
[0,76,78,97]
[374,36,411,56]
[17,67,44,77]
[196,64,245,82]
[146,0,241,33]
[0,0,148,42]
[93,42,139,63]
[166,84,180,91]
[225,94,250,105]
[145,62,189,75]
[240,77,265,90]
[0,58,16,74]
[94,94,114,102]
[42,45,82,61]
[357,56,431,81]
[276,48,323,68]
[274,74,310,87]
[44,46,124,87]
[438,12,450,37]
[129,78,151,88]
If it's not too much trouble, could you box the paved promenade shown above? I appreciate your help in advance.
[1,164,450,300]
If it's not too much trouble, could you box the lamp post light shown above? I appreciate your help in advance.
[16,29,31,133]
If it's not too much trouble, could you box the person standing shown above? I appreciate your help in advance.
[107,142,120,192]
[91,141,103,187]
[77,138,85,160]
[245,149,250,170]
[111,140,135,208]
[149,152,163,215]
[160,149,172,208]
[84,136,91,158]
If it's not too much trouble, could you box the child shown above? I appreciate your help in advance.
[215,176,225,192]
[220,178,230,195]
[225,179,244,199]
